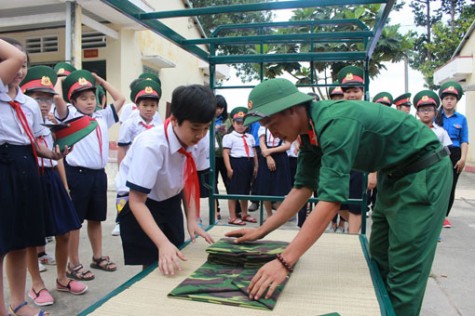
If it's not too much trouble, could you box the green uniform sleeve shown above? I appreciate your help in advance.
[316,117,363,203]
[294,134,321,192]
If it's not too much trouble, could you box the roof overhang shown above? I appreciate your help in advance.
[433,56,473,85]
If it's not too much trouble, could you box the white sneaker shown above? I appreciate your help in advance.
[111,223,120,236]
[38,262,47,272]
[38,253,56,265]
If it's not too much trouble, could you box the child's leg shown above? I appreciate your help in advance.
[264,201,273,219]
[68,228,81,267]
[88,220,103,260]
[239,200,249,217]
[88,220,117,271]
[55,233,70,283]
[0,254,6,316]
[228,199,237,219]
[348,213,362,234]
[26,247,46,292]
[6,249,42,315]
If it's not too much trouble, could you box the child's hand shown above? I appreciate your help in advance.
[261,148,270,158]
[187,221,214,245]
[227,169,233,179]
[91,72,105,85]
[253,166,258,177]
[266,156,276,171]
[47,113,57,124]
[158,241,187,276]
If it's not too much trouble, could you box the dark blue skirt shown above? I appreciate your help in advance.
[41,167,81,236]
[119,194,184,266]
[228,157,254,195]
[0,144,46,255]
[255,151,291,196]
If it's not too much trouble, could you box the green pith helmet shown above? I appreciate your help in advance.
[54,62,76,77]
[229,106,248,119]
[438,81,463,101]
[130,79,162,103]
[244,78,313,126]
[393,93,412,107]
[138,72,161,87]
[329,81,344,97]
[20,65,57,95]
[413,90,440,108]
[337,66,364,87]
[43,116,98,151]
[372,92,393,106]
[62,69,96,103]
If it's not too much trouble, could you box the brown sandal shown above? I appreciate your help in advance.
[66,263,95,281]
[90,256,117,272]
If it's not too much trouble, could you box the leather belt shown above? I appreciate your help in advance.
[388,147,449,178]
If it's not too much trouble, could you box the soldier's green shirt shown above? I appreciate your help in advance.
[294,100,441,203]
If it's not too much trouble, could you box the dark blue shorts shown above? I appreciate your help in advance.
[65,164,107,222]
[340,171,364,214]
[119,194,184,266]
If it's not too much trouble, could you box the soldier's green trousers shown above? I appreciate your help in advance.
[370,157,452,316]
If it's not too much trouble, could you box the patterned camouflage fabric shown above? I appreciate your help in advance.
[168,238,292,310]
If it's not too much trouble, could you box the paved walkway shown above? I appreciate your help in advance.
[3,165,475,315]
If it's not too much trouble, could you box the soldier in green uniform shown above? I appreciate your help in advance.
[226,78,452,316]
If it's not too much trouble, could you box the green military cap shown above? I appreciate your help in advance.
[62,69,96,103]
[54,62,76,77]
[413,90,440,108]
[372,92,393,106]
[229,106,248,119]
[232,110,247,122]
[337,66,364,87]
[244,78,313,125]
[130,79,162,103]
[329,81,344,97]
[438,81,464,101]
[244,78,313,126]
[20,65,57,95]
[138,72,161,87]
[393,93,412,107]
[43,116,98,151]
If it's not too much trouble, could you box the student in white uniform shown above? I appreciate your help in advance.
[21,65,86,307]
[55,69,125,281]
[112,79,163,236]
[0,37,67,316]
[222,110,258,225]
[117,85,215,273]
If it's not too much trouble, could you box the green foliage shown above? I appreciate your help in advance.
[409,1,475,88]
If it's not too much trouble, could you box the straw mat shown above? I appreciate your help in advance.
[88,226,380,315]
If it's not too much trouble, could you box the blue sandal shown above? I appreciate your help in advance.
[9,301,47,316]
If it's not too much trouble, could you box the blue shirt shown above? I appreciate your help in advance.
[249,121,260,147]
[441,110,469,147]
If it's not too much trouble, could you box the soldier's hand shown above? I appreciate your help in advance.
[248,259,289,300]
[225,228,263,243]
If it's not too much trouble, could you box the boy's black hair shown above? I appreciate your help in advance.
[215,95,228,120]
[342,86,364,93]
[171,85,216,124]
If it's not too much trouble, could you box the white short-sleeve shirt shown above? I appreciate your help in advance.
[57,105,118,169]
[192,130,210,171]
[432,124,452,147]
[222,130,256,158]
[37,117,57,168]
[258,126,282,148]
[117,123,208,201]
[118,102,137,124]
[118,114,163,147]
[0,84,47,145]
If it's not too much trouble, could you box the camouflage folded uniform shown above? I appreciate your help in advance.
[168,238,292,310]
